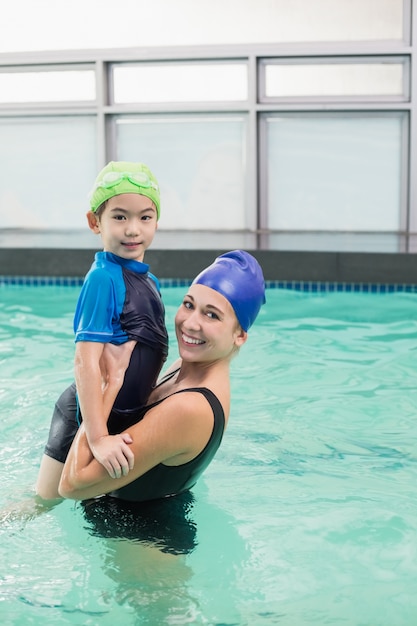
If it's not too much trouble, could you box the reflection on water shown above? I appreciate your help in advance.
[81,491,198,555]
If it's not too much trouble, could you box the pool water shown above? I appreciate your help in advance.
[0,284,416,625]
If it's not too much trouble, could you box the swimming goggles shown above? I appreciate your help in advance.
[92,171,159,193]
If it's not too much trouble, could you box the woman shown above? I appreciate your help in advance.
[59,250,266,503]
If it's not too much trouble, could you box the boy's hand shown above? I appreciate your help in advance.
[91,433,134,479]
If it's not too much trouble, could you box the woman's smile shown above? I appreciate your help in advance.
[181,332,205,346]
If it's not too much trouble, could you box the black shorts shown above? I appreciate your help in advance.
[44,382,79,464]
[42,382,141,464]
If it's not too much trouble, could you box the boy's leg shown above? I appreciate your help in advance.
[36,382,79,501]
[35,455,65,500]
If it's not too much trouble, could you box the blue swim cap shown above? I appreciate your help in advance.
[192,250,266,331]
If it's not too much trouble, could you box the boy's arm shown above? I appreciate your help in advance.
[100,340,136,417]
[74,341,134,479]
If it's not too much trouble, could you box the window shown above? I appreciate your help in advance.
[0,67,96,104]
[115,115,249,231]
[262,113,406,233]
[261,57,408,102]
[112,62,248,104]
[0,116,97,228]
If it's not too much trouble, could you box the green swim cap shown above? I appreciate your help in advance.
[89,161,160,219]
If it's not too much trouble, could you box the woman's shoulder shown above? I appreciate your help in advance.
[152,386,218,408]
[150,361,230,415]
[149,386,229,429]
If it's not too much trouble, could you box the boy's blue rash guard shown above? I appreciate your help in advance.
[73,251,168,355]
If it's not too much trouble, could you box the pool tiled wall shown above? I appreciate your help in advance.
[1,275,417,292]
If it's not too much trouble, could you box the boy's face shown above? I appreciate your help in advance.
[86,193,158,262]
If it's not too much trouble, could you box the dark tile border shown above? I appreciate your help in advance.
[0,248,416,287]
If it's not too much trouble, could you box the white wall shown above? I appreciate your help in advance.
[2,0,403,54]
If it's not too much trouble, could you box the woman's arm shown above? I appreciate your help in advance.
[59,391,214,501]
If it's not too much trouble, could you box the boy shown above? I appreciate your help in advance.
[36,161,169,500]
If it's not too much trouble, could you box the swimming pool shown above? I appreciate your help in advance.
[0,284,416,625]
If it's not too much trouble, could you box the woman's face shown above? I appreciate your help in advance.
[175,284,247,363]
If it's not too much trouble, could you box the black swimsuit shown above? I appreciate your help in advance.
[107,387,226,502]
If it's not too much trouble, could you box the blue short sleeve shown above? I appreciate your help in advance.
[74,269,118,343]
